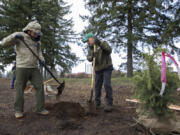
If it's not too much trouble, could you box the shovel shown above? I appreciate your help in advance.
[20,39,65,96]
[87,44,97,112]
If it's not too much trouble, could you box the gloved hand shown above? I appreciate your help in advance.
[39,60,45,65]
[94,38,101,46]
[15,34,24,40]
[92,52,98,58]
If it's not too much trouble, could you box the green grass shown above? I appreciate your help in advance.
[112,77,134,86]
[59,77,134,87]
[60,78,91,85]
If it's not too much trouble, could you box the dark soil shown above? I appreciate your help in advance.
[46,102,85,119]
[0,78,148,135]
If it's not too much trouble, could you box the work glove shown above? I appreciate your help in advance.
[39,60,45,65]
[92,52,98,58]
[15,34,24,40]
[94,37,101,46]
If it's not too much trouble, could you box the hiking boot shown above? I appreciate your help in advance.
[37,109,49,115]
[95,104,101,110]
[104,105,113,112]
[15,112,24,119]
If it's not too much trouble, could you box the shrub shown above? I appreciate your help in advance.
[134,48,179,117]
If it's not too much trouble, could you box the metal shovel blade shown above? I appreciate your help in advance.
[56,80,65,96]
[88,88,94,103]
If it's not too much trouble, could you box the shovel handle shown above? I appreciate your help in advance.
[91,44,96,88]
[89,44,97,102]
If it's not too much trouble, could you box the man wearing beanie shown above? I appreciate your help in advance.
[1,21,49,118]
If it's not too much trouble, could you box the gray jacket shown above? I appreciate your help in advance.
[1,32,44,68]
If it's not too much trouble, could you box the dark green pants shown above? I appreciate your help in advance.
[15,68,45,112]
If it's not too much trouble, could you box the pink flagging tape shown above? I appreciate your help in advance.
[160,52,180,96]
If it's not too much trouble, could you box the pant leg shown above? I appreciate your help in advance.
[103,68,113,106]
[95,71,103,106]
[14,68,29,112]
[11,74,16,88]
[29,68,45,112]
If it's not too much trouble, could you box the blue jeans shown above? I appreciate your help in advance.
[11,74,16,89]
[95,66,113,106]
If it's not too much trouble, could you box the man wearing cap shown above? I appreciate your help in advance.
[1,21,49,118]
[83,33,113,112]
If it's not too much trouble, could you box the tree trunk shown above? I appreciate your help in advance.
[127,0,133,77]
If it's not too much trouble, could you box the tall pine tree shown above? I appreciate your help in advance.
[82,0,179,77]
[0,0,78,72]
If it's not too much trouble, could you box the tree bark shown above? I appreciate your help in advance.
[127,0,133,77]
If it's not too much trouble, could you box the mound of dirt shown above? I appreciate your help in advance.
[46,101,85,119]
[0,127,10,135]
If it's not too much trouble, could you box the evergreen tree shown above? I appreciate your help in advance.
[134,47,179,117]
[82,0,179,77]
[0,0,78,72]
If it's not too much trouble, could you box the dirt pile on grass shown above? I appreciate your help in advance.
[0,127,10,135]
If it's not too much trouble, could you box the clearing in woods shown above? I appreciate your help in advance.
[0,77,150,135]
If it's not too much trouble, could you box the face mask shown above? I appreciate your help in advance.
[33,34,41,42]
[31,34,41,42]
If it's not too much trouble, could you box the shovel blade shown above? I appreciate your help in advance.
[88,88,94,103]
[56,80,65,96]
